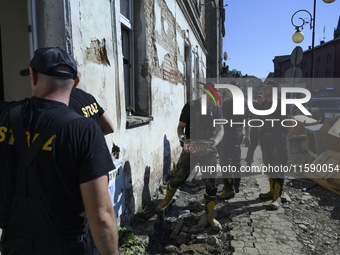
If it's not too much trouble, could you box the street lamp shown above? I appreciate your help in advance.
[291,0,336,112]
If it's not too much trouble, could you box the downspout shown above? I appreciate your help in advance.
[27,0,38,59]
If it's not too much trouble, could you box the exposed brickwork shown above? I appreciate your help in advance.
[85,38,110,66]
[143,0,203,85]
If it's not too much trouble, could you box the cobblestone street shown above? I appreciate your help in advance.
[140,142,340,255]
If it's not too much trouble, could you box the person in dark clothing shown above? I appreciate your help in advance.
[258,80,293,210]
[69,90,113,255]
[0,47,118,254]
[156,89,224,231]
[245,91,264,166]
[69,88,114,135]
[218,81,250,199]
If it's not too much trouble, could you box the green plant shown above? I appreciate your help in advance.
[118,224,146,255]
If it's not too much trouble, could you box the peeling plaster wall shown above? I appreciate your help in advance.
[69,0,120,152]
[66,0,207,221]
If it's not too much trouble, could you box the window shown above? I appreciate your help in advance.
[120,0,130,20]
[316,71,320,79]
[123,0,153,124]
[327,53,331,62]
[326,68,330,78]
[306,73,308,78]
[120,0,134,109]
[317,57,320,65]
[304,61,307,68]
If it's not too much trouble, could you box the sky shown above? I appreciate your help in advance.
[222,0,340,79]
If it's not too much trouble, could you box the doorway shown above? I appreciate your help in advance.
[0,1,31,101]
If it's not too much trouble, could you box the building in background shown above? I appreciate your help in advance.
[273,17,340,96]
[0,0,207,222]
[205,0,225,81]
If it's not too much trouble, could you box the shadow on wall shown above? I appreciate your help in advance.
[142,166,151,206]
[120,161,135,223]
[163,135,171,183]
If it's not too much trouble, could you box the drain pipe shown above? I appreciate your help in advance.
[27,0,38,59]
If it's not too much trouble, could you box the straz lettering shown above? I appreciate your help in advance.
[0,126,55,151]
[82,103,99,117]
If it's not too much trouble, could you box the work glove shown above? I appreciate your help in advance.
[243,136,251,148]
[179,135,186,147]
[209,138,218,147]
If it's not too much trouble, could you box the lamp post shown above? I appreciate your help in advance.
[291,0,336,112]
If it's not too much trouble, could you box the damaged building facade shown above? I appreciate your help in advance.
[0,0,209,221]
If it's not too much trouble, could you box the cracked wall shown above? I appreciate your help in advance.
[67,0,207,222]
[85,39,111,66]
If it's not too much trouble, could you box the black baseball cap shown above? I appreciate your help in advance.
[255,91,263,97]
[20,47,78,79]
[260,80,278,87]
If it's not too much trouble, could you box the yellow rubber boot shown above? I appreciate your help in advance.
[269,182,283,210]
[205,196,222,232]
[259,178,274,200]
[219,179,235,199]
[218,188,235,199]
[156,185,177,212]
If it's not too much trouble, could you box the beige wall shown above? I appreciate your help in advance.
[0,1,31,101]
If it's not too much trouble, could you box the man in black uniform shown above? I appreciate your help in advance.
[70,89,114,254]
[245,91,264,167]
[0,47,118,254]
[259,80,292,210]
[69,88,114,135]
[219,81,250,199]
[156,89,224,231]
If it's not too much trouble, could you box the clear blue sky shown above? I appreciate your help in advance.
[223,0,340,79]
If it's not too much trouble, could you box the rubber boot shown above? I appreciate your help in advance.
[204,194,222,232]
[269,182,283,210]
[218,179,235,199]
[234,179,241,193]
[156,184,177,212]
[259,178,274,200]
[218,188,235,199]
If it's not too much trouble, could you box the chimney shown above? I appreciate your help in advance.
[320,40,325,45]
[309,46,311,50]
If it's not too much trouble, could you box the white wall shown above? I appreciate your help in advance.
[69,0,207,218]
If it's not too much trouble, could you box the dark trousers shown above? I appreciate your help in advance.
[0,230,93,255]
[169,149,217,197]
[245,129,261,164]
[219,129,243,189]
[260,132,289,182]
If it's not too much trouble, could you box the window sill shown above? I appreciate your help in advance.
[126,115,153,129]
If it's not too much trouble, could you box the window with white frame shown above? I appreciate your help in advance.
[120,0,134,109]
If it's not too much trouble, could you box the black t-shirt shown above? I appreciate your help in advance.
[248,101,264,127]
[0,97,114,236]
[222,97,249,130]
[69,88,105,124]
[260,98,292,134]
[179,98,223,139]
